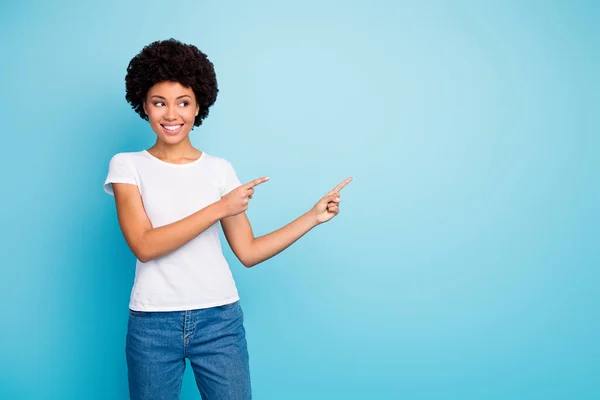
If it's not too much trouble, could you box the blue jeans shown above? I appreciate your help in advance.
[126,300,252,399]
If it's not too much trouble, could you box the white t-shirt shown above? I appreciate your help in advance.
[103,150,242,311]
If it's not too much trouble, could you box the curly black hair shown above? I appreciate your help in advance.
[125,38,218,127]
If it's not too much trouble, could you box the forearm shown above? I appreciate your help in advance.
[139,201,227,262]
[245,211,319,268]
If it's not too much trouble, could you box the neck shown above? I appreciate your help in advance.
[149,138,200,161]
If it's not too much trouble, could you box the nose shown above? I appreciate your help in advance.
[165,105,177,120]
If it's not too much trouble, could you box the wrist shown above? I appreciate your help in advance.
[213,200,229,220]
[305,209,320,227]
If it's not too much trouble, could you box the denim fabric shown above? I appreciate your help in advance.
[126,300,251,399]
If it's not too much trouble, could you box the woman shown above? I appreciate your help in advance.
[104,38,352,400]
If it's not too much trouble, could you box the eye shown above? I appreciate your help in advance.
[152,101,189,107]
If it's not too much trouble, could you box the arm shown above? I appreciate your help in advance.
[221,210,319,268]
[112,183,227,263]
[221,177,352,268]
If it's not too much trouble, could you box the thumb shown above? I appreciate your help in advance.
[324,193,340,203]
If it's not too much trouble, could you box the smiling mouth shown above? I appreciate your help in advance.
[161,124,183,134]
[162,124,182,129]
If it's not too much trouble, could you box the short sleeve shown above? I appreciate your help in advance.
[104,153,138,196]
[220,161,242,197]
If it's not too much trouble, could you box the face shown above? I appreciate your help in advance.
[143,81,200,144]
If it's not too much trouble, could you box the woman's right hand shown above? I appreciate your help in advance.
[219,176,270,218]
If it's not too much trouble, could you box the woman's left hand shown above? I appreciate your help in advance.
[310,177,353,225]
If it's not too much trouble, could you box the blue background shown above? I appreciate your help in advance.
[1,1,598,399]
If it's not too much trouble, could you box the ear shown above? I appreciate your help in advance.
[195,104,199,117]
[143,100,148,116]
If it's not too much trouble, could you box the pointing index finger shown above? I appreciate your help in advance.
[327,177,353,195]
[244,176,270,189]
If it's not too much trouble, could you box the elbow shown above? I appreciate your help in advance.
[241,256,255,268]
[241,240,256,268]
[131,231,156,263]
[132,243,153,264]
[135,250,151,264]
[137,254,151,264]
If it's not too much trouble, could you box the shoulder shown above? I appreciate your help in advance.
[108,151,147,166]
[202,151,229,163]
[107,152,129,169]
[108,151,134,162]
[201,152,234,170]
[104,152,143,195]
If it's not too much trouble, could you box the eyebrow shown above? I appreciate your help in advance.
[150,95,192,100]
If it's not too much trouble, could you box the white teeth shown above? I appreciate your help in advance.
[164,125,182,131]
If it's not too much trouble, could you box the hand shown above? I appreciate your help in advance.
[220,176,270,218]
[310,177,353,225]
